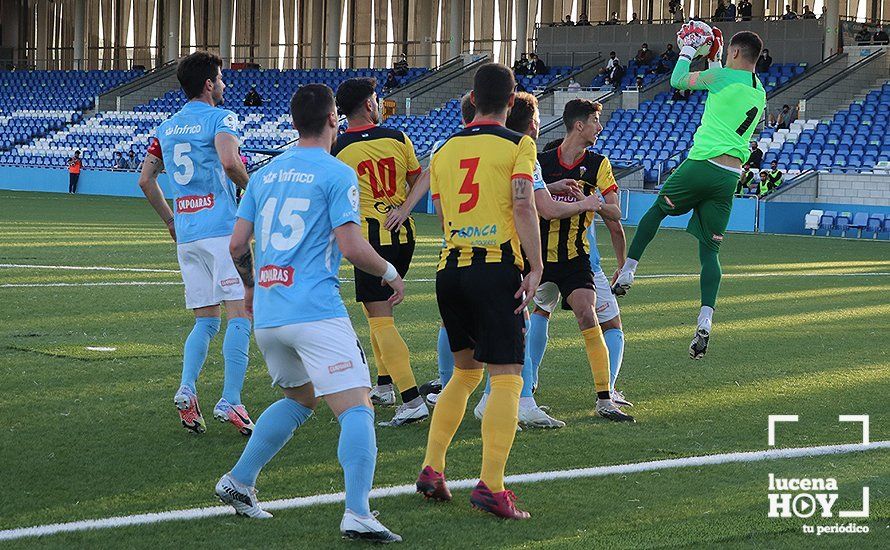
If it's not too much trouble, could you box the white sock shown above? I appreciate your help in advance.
[519,396,537,409]
[623,258,638,273]
[697,306,714,331]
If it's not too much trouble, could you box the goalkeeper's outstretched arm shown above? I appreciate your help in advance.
[670,47,720,91]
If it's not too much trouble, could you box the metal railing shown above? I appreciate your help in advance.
[536,14,822,28]
[402,54,489,100]
[98,58,181,102]
[803,49,886,100]
[764,52,846,100]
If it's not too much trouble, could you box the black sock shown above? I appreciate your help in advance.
[597,391,610,400]
[377,375,393,386]
[401,387,420,403]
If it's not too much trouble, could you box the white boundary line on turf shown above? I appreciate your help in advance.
[0,263,180,273]
[0,440,887,542]
[3,271,890,289]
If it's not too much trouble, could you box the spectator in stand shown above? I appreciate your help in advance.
[113,151,128,170]
[767,113,778,128]
[562,14,574,26]
[713,0,727,21]
[393,53,409,76]
[567,78,582,91]
[635,76,645,89]
[776,104,798,130]
[738,0,752,21]
[243,86,263,107]
[767,161,784,190]
[801,5,816,18]
[607,11,620,25]
[652,46,677,74]
[671,88,691,101]
[671,5,685,22]
[530,52,548,75]
[514,53,529,75]
[737,164,755,196]
[67,150,82,194]
[725,1,737,21]
[756,48,773,73]
[383,71,400,92]
[606,61,626,89]
[577,14,591,26]
[875,27,890,45]
[663,43,679,63]
[635,43,655,65]
[126,150,139,170]
[629,12,641,24]
[748,141,763,169]
[782,5,798,20]
[601,51,620,75]
[757,171,770,195]
[855,26,873,44]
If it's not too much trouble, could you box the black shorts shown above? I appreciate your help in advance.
[542,256,595,310]
[436,263,525,365]
[354,239,415,303]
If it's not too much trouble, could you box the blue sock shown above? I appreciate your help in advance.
[180,317,220,392]
[231,398,313,487]
[222,317,251,404]
[437,326,454,387]
[338,406,377,517]
[603,328,625,389]
[527,313,550,388]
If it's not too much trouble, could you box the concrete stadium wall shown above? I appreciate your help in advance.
[537,19,825,68]
[760,200,890,235]
[768,173,890,206]
[0,166,172,197]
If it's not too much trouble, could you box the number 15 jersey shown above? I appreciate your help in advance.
[430,121,537,271]
[332,124,421,247]
[237,146,361,329]
[156,101,241,244]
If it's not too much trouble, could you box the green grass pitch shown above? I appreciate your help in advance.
[0,190,888,548]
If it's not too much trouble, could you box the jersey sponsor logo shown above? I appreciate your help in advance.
[263,169,316,185]
[596,302,610,313]
[328,360,354,374]
[222,113,239,130]
[349,186,360,212]
[374,201,394,214]
[176,193,215,213]
[220,277,240,288]
[552,194,579,203]
[450,224,498,239]
[164,124,202,136]
[258,265,295,288]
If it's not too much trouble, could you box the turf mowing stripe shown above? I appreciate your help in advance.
[3,272,890,289]
[0,263,179,273]
[1,441,886,542]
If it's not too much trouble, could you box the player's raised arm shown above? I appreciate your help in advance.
[137,140,175,241]
[672,22,721,91]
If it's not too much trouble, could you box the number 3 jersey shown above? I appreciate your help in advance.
[332,124,421,247]
[237,146,361,329]
[155,101,241,244]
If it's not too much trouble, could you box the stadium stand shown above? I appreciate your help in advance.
[0,70,143,157]
[807,209,890,239]
[0,68,427,169]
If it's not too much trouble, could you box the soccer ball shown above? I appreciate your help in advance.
[677,20,715,58]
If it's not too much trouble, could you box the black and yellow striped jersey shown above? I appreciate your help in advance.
[537,145,618,263]
[332,124,422,246]
[430,121,537,271]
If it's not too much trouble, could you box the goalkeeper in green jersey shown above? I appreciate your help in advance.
[612,25,766,359]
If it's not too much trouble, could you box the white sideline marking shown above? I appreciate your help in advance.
[3,272,890,289]
[0,440,886,542]
[0,263,179,273]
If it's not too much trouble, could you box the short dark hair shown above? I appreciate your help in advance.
[472,63,516,115]
[563,98,602,130]
[289,84,335,137]
[505,92,538,134]
[335,77,377,117]
[460,93,476,125]
[730,31,763,64]
[177,51,223,99]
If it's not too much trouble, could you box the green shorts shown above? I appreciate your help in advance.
[656,159,739,251]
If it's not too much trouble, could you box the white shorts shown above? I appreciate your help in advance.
[176,235,245,309]
[534,270,619,323]
[254,317,372,397]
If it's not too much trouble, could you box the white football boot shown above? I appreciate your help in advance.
[215,473,272,519]
[378,399,429,427]
[340,509,402,543]
[369,384,396,407]
[610,390,634,407]
[518,404,566,429]
[595,398,636,423]
[611,269,634,297]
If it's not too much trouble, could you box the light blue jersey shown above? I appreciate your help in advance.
[532,160,546,191]
[157,101,240,244]
[237,147,361,329]
[587,222,603,273]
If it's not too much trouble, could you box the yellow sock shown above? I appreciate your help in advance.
[368,317,417,394]
[582,326,611,394]
[480,374,522,493]
[423,368,483,472]
[369,332,387,378]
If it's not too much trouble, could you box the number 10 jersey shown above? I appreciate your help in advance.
[155,101,241,244]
